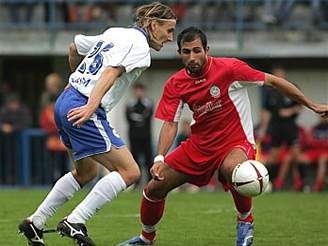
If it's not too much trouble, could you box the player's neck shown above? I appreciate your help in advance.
[186,57,211,78]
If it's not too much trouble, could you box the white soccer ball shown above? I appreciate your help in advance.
[232,160,270,197]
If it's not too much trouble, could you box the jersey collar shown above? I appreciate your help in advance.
[133,26,149,43]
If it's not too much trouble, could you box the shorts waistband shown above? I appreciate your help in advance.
[66,85,88,100]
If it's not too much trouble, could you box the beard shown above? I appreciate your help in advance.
[186,63,202,76]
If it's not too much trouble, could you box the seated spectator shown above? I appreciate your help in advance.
[262,0,323,27]
[7,1,35,23]
[292,118,328,192]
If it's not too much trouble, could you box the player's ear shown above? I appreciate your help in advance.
[206,46,210,53]
[177,49,181,55]
[149,20,158,31]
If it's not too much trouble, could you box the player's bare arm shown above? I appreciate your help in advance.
[68,42,84,72]
[151,121,178,181]
[67,66,125,127]
[265,73,328,118]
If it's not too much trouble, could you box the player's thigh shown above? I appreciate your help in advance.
[220,148,248,183]
[91,146,140,186]
[147,164,190,199]
[67,150,99,185]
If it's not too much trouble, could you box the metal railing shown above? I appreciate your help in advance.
[0,129,70,186]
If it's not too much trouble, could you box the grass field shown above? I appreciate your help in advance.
[1,189,328,246]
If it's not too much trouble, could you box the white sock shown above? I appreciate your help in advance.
[29,172,80,229]
[67,171,126,224]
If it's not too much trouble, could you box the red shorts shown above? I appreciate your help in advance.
[165,140,255,187]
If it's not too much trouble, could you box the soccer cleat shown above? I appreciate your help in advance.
[57,218,96,246]
[236,221,254,246]
[117,236,153,246]
[18,219,45,246]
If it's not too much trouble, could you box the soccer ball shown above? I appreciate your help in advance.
[232,160,269,197]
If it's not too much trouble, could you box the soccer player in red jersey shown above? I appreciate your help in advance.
[119,27,328,246]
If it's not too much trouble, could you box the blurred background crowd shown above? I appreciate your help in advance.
[0,0,327,192]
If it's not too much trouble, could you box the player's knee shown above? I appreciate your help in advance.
[119,164,141,186]
[73,167,98,185]
[146,181,169,200]
[221,162,238,183]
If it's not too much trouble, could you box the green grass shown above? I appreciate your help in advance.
[1,189,328,246]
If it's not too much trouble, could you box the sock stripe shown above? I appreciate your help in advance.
[143,190,164,203]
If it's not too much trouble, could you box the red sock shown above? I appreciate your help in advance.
[274,177,284,190]
[230,186,253,223]
[313,179,324,192]
[140,189,165,241]
[293,175,303,191]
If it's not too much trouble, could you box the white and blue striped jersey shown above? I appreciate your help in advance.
[69,27,151,112]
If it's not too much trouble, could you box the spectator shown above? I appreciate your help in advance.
[262,0,323,27]
[0,82,13,107]
[293,118,328,191]
[259,67,303,191]
[39,96,68,183]
[126,83,153,189]
[0,93,32,134]
[7,1,35,23]
[0,93,31,184]
[40,73,63,111]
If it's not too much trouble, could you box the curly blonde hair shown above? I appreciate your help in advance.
[134,2,177,29]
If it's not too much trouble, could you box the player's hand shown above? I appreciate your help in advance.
[150,161,165,181]
[312,103,328,119]
[67,104,96,128]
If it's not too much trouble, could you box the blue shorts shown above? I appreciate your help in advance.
[54,86,125,161]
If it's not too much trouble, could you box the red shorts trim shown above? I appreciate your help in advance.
[165,141,255,187]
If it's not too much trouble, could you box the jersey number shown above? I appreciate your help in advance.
[78,41,114,75]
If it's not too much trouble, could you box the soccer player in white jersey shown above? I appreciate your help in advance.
[18,2,176,246]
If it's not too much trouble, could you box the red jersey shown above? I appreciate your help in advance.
[156,57,265,161]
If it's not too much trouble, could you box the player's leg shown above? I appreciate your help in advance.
[285,127,302,191]
[266,126,285,190]
[57,146,139,246]
[118,164,190,246]
[219,147,254,246]
[19,150,98,246]
[313,154,327,192]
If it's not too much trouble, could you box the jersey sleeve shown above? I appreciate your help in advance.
[102,32,150,73]
[231,58,265,86]
[74,34,102,56]
[155,78,184,122]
